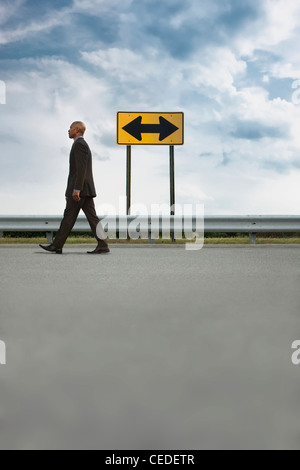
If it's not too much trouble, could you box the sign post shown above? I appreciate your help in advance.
[126,146,131,216]
[169,145,175,216]
[169,145,175,242]
[117,112,184,235]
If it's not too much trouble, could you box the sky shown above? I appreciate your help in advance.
[1,0,300,215]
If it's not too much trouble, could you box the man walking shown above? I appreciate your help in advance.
[40,121,109,255]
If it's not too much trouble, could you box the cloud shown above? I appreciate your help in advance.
[0,56,115,213]
[219,0,261,31]
[0,0,25,27]
[230,120,288,141]
[1,0,300,215]
[234,0,300,56]
[263,159,300,174]
[0,2,72,45]
[122,0,263,59]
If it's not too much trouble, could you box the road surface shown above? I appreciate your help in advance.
[0,244,300,450]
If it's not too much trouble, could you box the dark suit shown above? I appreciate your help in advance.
[53,137,108,249]
[65,138,96,198]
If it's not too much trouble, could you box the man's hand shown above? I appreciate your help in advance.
[72,190,81,202]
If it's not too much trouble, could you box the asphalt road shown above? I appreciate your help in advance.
[0,244,300,450]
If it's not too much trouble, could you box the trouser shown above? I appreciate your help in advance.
[53,197,108,249]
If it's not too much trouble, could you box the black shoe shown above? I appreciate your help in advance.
[87,246,110,254]
[39,244,63,254]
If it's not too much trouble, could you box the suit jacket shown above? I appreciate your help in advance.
[65,138,97,198]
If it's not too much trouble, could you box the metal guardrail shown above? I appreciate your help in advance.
[0,215,300,243]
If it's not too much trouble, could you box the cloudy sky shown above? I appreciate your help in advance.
[1,0,300,215]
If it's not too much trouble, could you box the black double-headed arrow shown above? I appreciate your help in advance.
[122,116,179,142]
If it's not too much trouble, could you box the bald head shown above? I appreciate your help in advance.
[68,121,86,140]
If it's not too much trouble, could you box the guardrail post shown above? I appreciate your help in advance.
[46,232,54,243]
[249,232,257,244]
[148,225,155,244]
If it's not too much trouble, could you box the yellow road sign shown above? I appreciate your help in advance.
[117,112,184,145]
